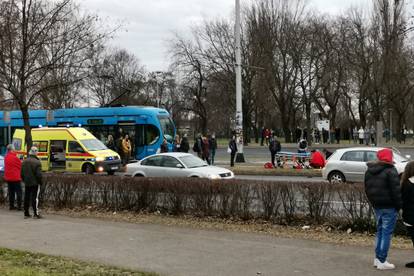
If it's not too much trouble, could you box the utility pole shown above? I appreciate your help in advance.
[235,0,245,162]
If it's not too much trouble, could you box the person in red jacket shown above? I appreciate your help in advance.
[309,149,326,169]
[4,144,22,210]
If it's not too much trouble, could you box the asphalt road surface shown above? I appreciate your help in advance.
[0,210,412,276]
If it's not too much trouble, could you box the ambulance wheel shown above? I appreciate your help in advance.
[84,164,95,175]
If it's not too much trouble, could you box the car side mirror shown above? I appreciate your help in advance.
[176,163,184,169]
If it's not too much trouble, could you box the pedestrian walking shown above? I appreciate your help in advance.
[260,127,265,146]
[228,135,238,167]
[209,134,217,165]
[4,144,22,211]
[335,128,340,144]
[174,134,181,152]
[180,134,190,153]
[21,147,43,219]
[202,136,210,164]
[364,148,402,270]
[358,127,365,145]
[269,133,281,168]
[106,135,116,151]
[121,134,132,165]
[264,129,271,146]
[193,133,203,158]
[370,126,376,145]
[353,127,358,144]
[364,127,370,145]
[401,161,414,268]
[160,138,168,153]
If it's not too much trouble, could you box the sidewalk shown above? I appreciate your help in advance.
[0,209,412,276]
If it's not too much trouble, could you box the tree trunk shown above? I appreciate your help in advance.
[305,102,312,146]
[21,105,32,155]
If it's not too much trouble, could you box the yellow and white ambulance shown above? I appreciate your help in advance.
[13,127,121,175]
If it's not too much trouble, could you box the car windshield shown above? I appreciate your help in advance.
[81,139,107,151]
[179,155,208,168]
[393,152,408,163]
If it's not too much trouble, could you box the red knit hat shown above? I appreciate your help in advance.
[377,148,393,163]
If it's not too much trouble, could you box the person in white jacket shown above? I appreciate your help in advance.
[358,127,365,145]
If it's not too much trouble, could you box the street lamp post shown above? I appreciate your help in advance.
[155,71,163,108]
[235,0,245,163]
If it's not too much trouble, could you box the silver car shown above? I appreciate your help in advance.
[125,152,234,179]
[322,147,409,183]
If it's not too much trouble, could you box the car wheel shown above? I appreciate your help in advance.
[107,171,115,176]
[84,164,95,175]
[134,174,144,177]
[328,171,345,183]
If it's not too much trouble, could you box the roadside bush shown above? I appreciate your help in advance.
[31,174,381,232]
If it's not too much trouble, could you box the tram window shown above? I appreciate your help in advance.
[145,125,159,145]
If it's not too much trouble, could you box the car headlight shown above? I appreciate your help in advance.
[208,174,221,180]
[95,157,105,162]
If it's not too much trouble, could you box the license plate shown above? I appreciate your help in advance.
[111,166,119,170]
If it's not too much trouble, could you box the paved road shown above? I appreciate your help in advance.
[0,209,412,276]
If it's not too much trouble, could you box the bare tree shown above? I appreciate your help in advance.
[0,0,107,151]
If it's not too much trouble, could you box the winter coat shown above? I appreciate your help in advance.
[358,128,365,139]
[310,151,325,168]
[209,138,217,151]
[402,177,414,226]
[269,137,281,153]
[122,139,132,155]
[160,143,168,153]
[201,138,210,158]
[364,162,402,210]
[21,155,42,187]
[180,137,190,153]
[106,140,116,151]
[4,151,22,182]
[228,139,238,154]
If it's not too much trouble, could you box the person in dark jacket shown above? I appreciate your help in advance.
[106,135,116,151]
[160,138,168,153]
[21,147,43,219]
[193,134,203,158]
[268,133,281,168]
[228,135,238,167]
[4,144,22,211]
[180,134,190,153]
[209,134,217,165]
[401,161,414,268]
[364,148,402,270]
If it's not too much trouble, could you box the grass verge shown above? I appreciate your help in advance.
[47,208,412,251]
[0,247,157,276]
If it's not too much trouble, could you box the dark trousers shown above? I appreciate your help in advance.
[406,225,414,247]
[230,153,236,167]
[8,182,22,209]
[24,185,40,216]
[270,151,276,167]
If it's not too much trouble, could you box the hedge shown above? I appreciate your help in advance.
[0,174,378,232]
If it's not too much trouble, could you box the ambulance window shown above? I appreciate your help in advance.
[12,138,21,151]
[33,141,48,152]
[68,141,85,153]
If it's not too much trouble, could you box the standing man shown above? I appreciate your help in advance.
[269,133,281,168]
[209,134,218,165]
[193,133,203,158]
[4,144,22,211]
[180,133,190,153]
[364,148,402,270]
[228,135,238,167]
[21,147,43,219]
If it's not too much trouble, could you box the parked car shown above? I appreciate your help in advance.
[125,152,234,179]
[0,155,4,176]
[322,147,409,183]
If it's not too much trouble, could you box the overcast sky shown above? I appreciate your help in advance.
[76,0,371,72]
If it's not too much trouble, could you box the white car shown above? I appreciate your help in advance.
[322,147,410,183]
[125,152,234,179]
